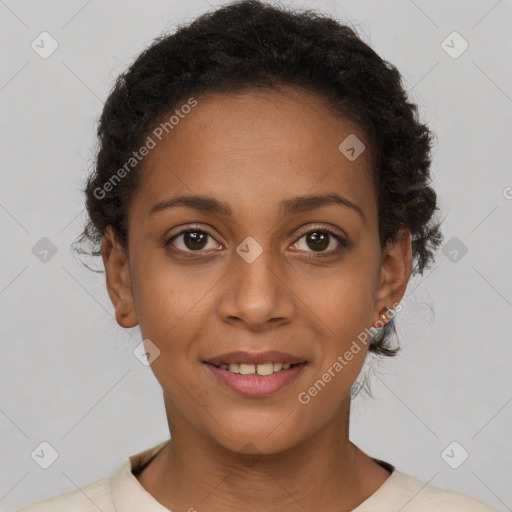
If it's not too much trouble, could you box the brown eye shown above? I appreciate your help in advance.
[305,231,329,251]
[168,228,220,252]
[291,228,348,254]
[182,231,208,250]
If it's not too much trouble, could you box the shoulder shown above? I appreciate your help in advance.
[13,440,171,512]
[388,470,500,511]
[13,476,113,512]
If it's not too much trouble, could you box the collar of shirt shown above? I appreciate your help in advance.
[108,439,402,512]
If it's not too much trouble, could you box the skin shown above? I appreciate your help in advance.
[101,85,412,512]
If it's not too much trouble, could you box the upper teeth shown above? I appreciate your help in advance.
[217,362,292,375]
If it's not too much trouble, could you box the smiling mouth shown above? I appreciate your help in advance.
[203,359,307,397]
[205,361,305,376]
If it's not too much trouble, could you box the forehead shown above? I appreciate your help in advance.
[131,86,376,221]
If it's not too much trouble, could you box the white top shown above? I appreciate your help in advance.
[16,439,499,511]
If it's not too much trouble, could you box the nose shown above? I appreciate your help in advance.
[216,243,296,331]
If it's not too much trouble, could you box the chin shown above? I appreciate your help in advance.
[206,414,311,456]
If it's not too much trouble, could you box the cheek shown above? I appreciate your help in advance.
[296,256,379,338]
[296,253,378,398]
[295,339,368,431]
[130,252,213,342]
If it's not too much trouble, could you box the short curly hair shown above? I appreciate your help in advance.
[73,0,443,357]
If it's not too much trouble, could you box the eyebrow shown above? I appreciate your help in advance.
[149,192,365,222]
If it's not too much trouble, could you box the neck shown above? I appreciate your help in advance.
[135,397,390,512]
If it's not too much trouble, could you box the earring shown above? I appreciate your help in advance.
[377,306,393,326]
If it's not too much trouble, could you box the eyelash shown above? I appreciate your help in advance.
[165,224,349,257]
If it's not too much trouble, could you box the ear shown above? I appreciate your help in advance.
[101,226,139,328]
[373,227,412,325]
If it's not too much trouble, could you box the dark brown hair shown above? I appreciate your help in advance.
[73,0,444,357]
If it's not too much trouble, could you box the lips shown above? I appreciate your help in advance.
[203,350,306,366]
[202,350,307,397]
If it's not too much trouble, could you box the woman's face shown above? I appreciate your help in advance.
[103,86,410,454]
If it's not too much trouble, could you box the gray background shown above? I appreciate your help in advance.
[1,0,511,510]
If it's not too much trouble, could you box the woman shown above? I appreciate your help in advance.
[17,0,498,510]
